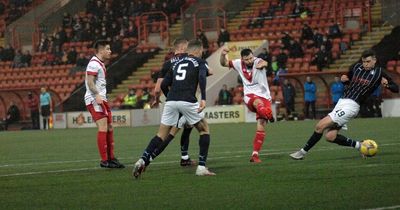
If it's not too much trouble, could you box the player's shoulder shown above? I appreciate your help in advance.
[87,56,103,68]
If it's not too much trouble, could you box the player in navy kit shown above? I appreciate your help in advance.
[151,38,197,167]
[290,49,399,160]
[133,40,215,178]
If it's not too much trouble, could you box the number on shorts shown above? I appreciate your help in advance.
[175,63,188,80]
[337,110,345,117]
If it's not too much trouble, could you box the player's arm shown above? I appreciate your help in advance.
[198,63,208,112]
[160,71,172,97]
[255,59,268,70]
[220,48,231,67]
[87,74,103,104]
[381,71,399,93]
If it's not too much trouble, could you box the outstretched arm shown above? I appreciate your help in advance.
[220,48,230,67]
[381,74,399,93]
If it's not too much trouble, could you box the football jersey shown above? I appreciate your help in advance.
[159,53,188,79]
[84,56,107,105]
[163,55,209,103]
[229,58,271,100]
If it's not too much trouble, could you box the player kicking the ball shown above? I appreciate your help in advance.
[290,49,399,160]
[84,40,124,168]
[220,48,274,163]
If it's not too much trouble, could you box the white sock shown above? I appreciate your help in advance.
[355,141,361,150]
[300,149,307,154]
[181,155,189,160]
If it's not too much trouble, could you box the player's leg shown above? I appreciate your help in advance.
[95,117,109,167]
[250,118,267,163]
[180,125,196,166]
[325,128,361,149]
[150,126,180,161]
[252,98,274,122]
[193,118,215,176]
[290,115,335,160]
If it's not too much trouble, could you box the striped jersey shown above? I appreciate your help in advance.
[343,62,385,104]
[84,56,107,105]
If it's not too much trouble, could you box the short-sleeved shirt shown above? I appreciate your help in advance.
[84,56,107,105]
[40,92,51,106]
[229,58,271,101]
[163,55,209,103]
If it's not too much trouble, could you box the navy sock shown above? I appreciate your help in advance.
[151,134,175,159]
[303,131,323,152]
[333,134,357,147]
[198,134,210,166]
[181,127,193,157]
[141,136,163,165]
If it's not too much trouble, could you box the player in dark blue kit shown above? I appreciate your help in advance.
[290,50,399,160]
[151,37,197,167]
[133,40,215,178]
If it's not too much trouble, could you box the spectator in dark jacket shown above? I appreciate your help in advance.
[283,79,296,116]
[218,84,232,105]
[217,27,230,47]
[4,101,20,131]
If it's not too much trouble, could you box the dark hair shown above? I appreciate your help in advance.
[361,49,376,58]
[93,40,110,50]
[187,39,203,50]
[173,37,188,47]
[240,48,253,57]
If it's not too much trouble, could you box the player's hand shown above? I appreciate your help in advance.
[221,48,230,55]
[150,97,160,108]
[256,59,268,69]
[341,75,349,82]
[381,77,389,87]
[198,100,206,113]
[95,94,103,104]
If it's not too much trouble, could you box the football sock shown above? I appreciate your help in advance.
[198,134,210,166]
[253,130,265,154]
[303,131,323,152]
[106,130,115,160]
[141,136,163,165]
[332,134,358,148]
[181,127,193,157]
[97,131,108,161]
[151,134,175,159]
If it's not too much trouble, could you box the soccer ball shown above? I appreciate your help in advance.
[360,139,378,157]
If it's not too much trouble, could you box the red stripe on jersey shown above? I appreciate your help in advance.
[228,60,234,68]
[240,61,253,82]
[89,58,107,77]
[87,71,98,76]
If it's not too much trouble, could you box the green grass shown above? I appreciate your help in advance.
[0,118,399,209]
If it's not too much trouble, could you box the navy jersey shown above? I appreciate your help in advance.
[161,55,208,103]
[159,53,188,79]
[343,63,398,104]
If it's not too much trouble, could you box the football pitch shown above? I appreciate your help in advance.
[0,118,399,210]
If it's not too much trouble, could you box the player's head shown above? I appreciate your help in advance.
[173,37,188,53]
[187,39,203,57]
[94,40,111,60]
[240,48,254,67]
[361,49,377,70]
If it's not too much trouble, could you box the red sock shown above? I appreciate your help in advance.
[256,102,273,119]
[107,130,115,160]
[253,130,265,153]
[97,131,108,161]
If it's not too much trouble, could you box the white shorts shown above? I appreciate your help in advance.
[177,111,205,128]
[161,101,203,127]
[328,98,360,127]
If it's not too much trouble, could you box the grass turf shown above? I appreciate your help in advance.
[0,117,399,209]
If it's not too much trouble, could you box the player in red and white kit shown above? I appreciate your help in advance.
[220,48,274,163]
[84,40,124,168]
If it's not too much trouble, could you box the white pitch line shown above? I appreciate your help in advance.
[2,145,399,178]
[362,205,400,210]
